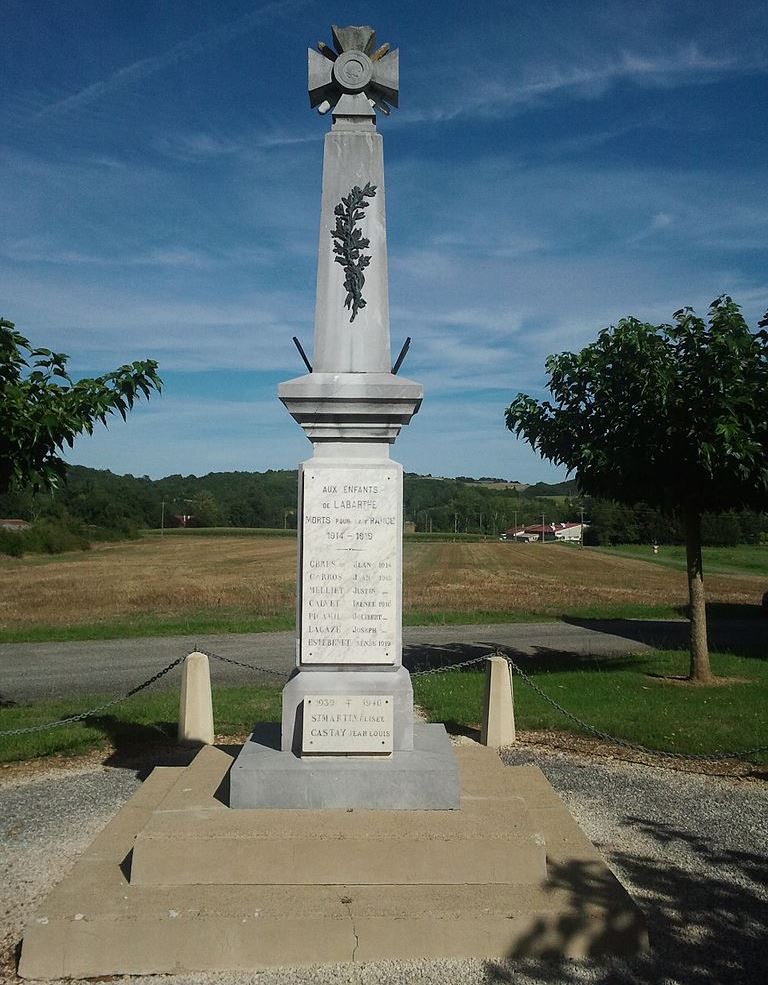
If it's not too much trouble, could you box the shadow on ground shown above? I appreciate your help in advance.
[483,817,768,984]
[89,714,198,777]
[564,610,766,659]
[403,641,645,675]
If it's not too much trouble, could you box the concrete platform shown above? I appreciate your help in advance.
[230,722,460,809]
[131,745,545,886]
[18,743,648,978]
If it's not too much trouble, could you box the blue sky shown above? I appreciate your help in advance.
[2,1,767,482]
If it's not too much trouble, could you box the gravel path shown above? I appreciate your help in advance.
[1,746,766,984]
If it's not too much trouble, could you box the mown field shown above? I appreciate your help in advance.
[0,535,765,642]
[597,543,768,578]
[2,536,766,764]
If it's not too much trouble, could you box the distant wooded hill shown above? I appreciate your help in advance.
[0,466,580,536]
[0,467,764,546]
[523,479,579,497]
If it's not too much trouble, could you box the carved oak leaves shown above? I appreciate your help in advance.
[331,183,377,322]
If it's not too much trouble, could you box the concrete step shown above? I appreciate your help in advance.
[18,742,648,979]
[131,741,546,887]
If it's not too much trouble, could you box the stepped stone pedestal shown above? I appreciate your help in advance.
[18,744,648,978]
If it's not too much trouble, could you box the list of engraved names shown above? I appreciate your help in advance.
[301,466,399,664]
[302,695,394,754]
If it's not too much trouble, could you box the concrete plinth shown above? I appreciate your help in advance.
[230,722,459,810]
[481,654,516,748]
[18,743,648,978]
[178,651,214,745]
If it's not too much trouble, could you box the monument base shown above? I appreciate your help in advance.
[230,721,459,809]
[18,743,648,978]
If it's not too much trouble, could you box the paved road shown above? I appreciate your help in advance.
[0,617,763,703]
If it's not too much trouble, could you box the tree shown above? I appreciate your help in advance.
[188,491,223,528]
[1,318,161,494]
[506,297,768,682]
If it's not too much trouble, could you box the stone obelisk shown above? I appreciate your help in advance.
[230,25,458,809]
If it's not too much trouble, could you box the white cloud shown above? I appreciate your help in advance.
[65,390,563,484]
[153,127,318,162]
[152,132,242,161]
[35,1,308,120]
[399,42,766,125]
[4,149,766,387]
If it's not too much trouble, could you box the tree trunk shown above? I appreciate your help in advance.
[683,509,713,682]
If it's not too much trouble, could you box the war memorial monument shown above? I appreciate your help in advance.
[19,26,647,976]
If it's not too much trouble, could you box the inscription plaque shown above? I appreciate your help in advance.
[302,694,394,754]
[300,465,399,665]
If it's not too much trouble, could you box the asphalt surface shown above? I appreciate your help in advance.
[1,743,766,984]
[0,619,768,705]
[1,621,657,703]
[1,618,764,704]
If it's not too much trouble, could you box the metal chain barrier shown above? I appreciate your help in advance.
[411,654,490,677]
[490,648,768,763]
[200,649,290,680]
[3,644,765,762]
[0,654,187,738]
[0,649,288,739]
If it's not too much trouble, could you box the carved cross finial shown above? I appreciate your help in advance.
[308,24,399,117]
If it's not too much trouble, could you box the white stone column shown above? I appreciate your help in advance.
[313,119,390,373]
[274,26,422,759]
[230,25,458,808]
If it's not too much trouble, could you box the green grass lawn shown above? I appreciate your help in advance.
[0,603,691,644]
[414,648,768,764]
[597,543,768,578]
[2,649,766,765]
[0,685,282,763]
[0,611,296,644]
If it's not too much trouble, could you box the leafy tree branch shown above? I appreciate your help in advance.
[0,317,162,494]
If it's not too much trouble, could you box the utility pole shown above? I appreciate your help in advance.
[513,510,518,540]
[579,506,585,549]
[160,499,166,536]
[454,512,458,534]
[541,512,545,544]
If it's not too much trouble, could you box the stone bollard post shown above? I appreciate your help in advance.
[480,654,516,747]
[178,651,214,745]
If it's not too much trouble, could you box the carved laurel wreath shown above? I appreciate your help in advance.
[331,183,377,322]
